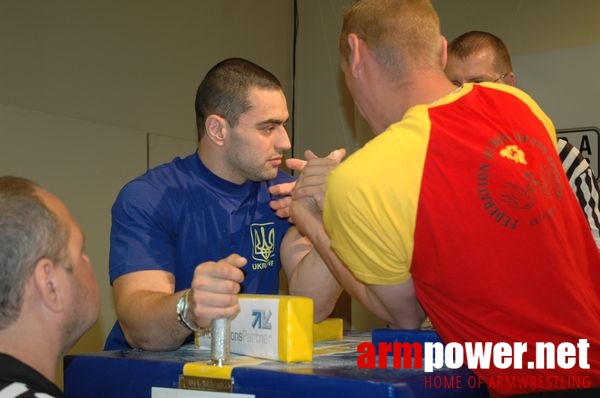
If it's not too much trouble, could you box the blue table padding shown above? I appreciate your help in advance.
[372,328,443,351]
[64,348,196,398]
[231,351,487,398]
[63,332,488,398]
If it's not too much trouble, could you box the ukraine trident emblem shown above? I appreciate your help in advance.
[250,223,275,262]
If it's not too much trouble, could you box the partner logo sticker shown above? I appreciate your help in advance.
[251,309,272,330]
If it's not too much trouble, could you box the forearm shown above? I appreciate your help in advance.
[281,227,342,322]
[117,290,192,351]
[287,247,343,322]
[287,148,424,327]
[306,221,424,328]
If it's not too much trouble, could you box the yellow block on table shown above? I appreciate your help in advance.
[313,318,344,342]
[196,294,314,363]
[186,307,344,390]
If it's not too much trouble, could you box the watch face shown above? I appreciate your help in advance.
[177,295,186,317]
[177,292,199,331]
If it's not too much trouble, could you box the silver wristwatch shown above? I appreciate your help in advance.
[176,290,201,332]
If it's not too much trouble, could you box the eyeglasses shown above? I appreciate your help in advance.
[450,72,512,87]
[491,72,510,83]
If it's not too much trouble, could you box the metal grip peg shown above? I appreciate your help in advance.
[210,317,230,366]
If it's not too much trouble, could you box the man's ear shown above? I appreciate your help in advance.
[504,71,517,87]
[440,36,448,69]
[32,259,62,312]
[347,33,363,78]
[204,114,228,147]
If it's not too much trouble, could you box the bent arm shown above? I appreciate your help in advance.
[297,211,425,328]
[113,270,191,351]
[113,254,246,351]
[280,226,342,322]
[289,151,425,328]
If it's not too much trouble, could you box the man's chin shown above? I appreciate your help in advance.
[263,167,279,181]
[247,170,277,182]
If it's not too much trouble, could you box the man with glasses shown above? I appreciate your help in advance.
[446,30,600,248]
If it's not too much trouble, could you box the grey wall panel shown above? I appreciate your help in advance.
[0,104,146,355]
[148,133,196,169]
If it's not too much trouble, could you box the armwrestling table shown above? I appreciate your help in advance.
[63,330,489,398]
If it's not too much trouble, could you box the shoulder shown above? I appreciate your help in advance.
[479,83,554,125]
[114,155,196,210]
[113,176,167,218]
[328,121,426,194]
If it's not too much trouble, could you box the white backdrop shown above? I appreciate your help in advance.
[514,43,600,177]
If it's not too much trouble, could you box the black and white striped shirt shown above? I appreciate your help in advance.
[0,382,57,398]
[558,138,600,248]
[0,354,64,398]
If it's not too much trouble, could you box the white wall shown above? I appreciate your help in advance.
[294,0,359,158]
[0,1,294,141]
[435,1,600,53]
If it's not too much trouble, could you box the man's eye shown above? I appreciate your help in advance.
[260,127,272,135]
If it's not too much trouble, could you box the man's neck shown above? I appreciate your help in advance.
[0,324,60,382]
[369,71,458,135]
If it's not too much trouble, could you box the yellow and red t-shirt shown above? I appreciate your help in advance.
[323,83,600,396]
